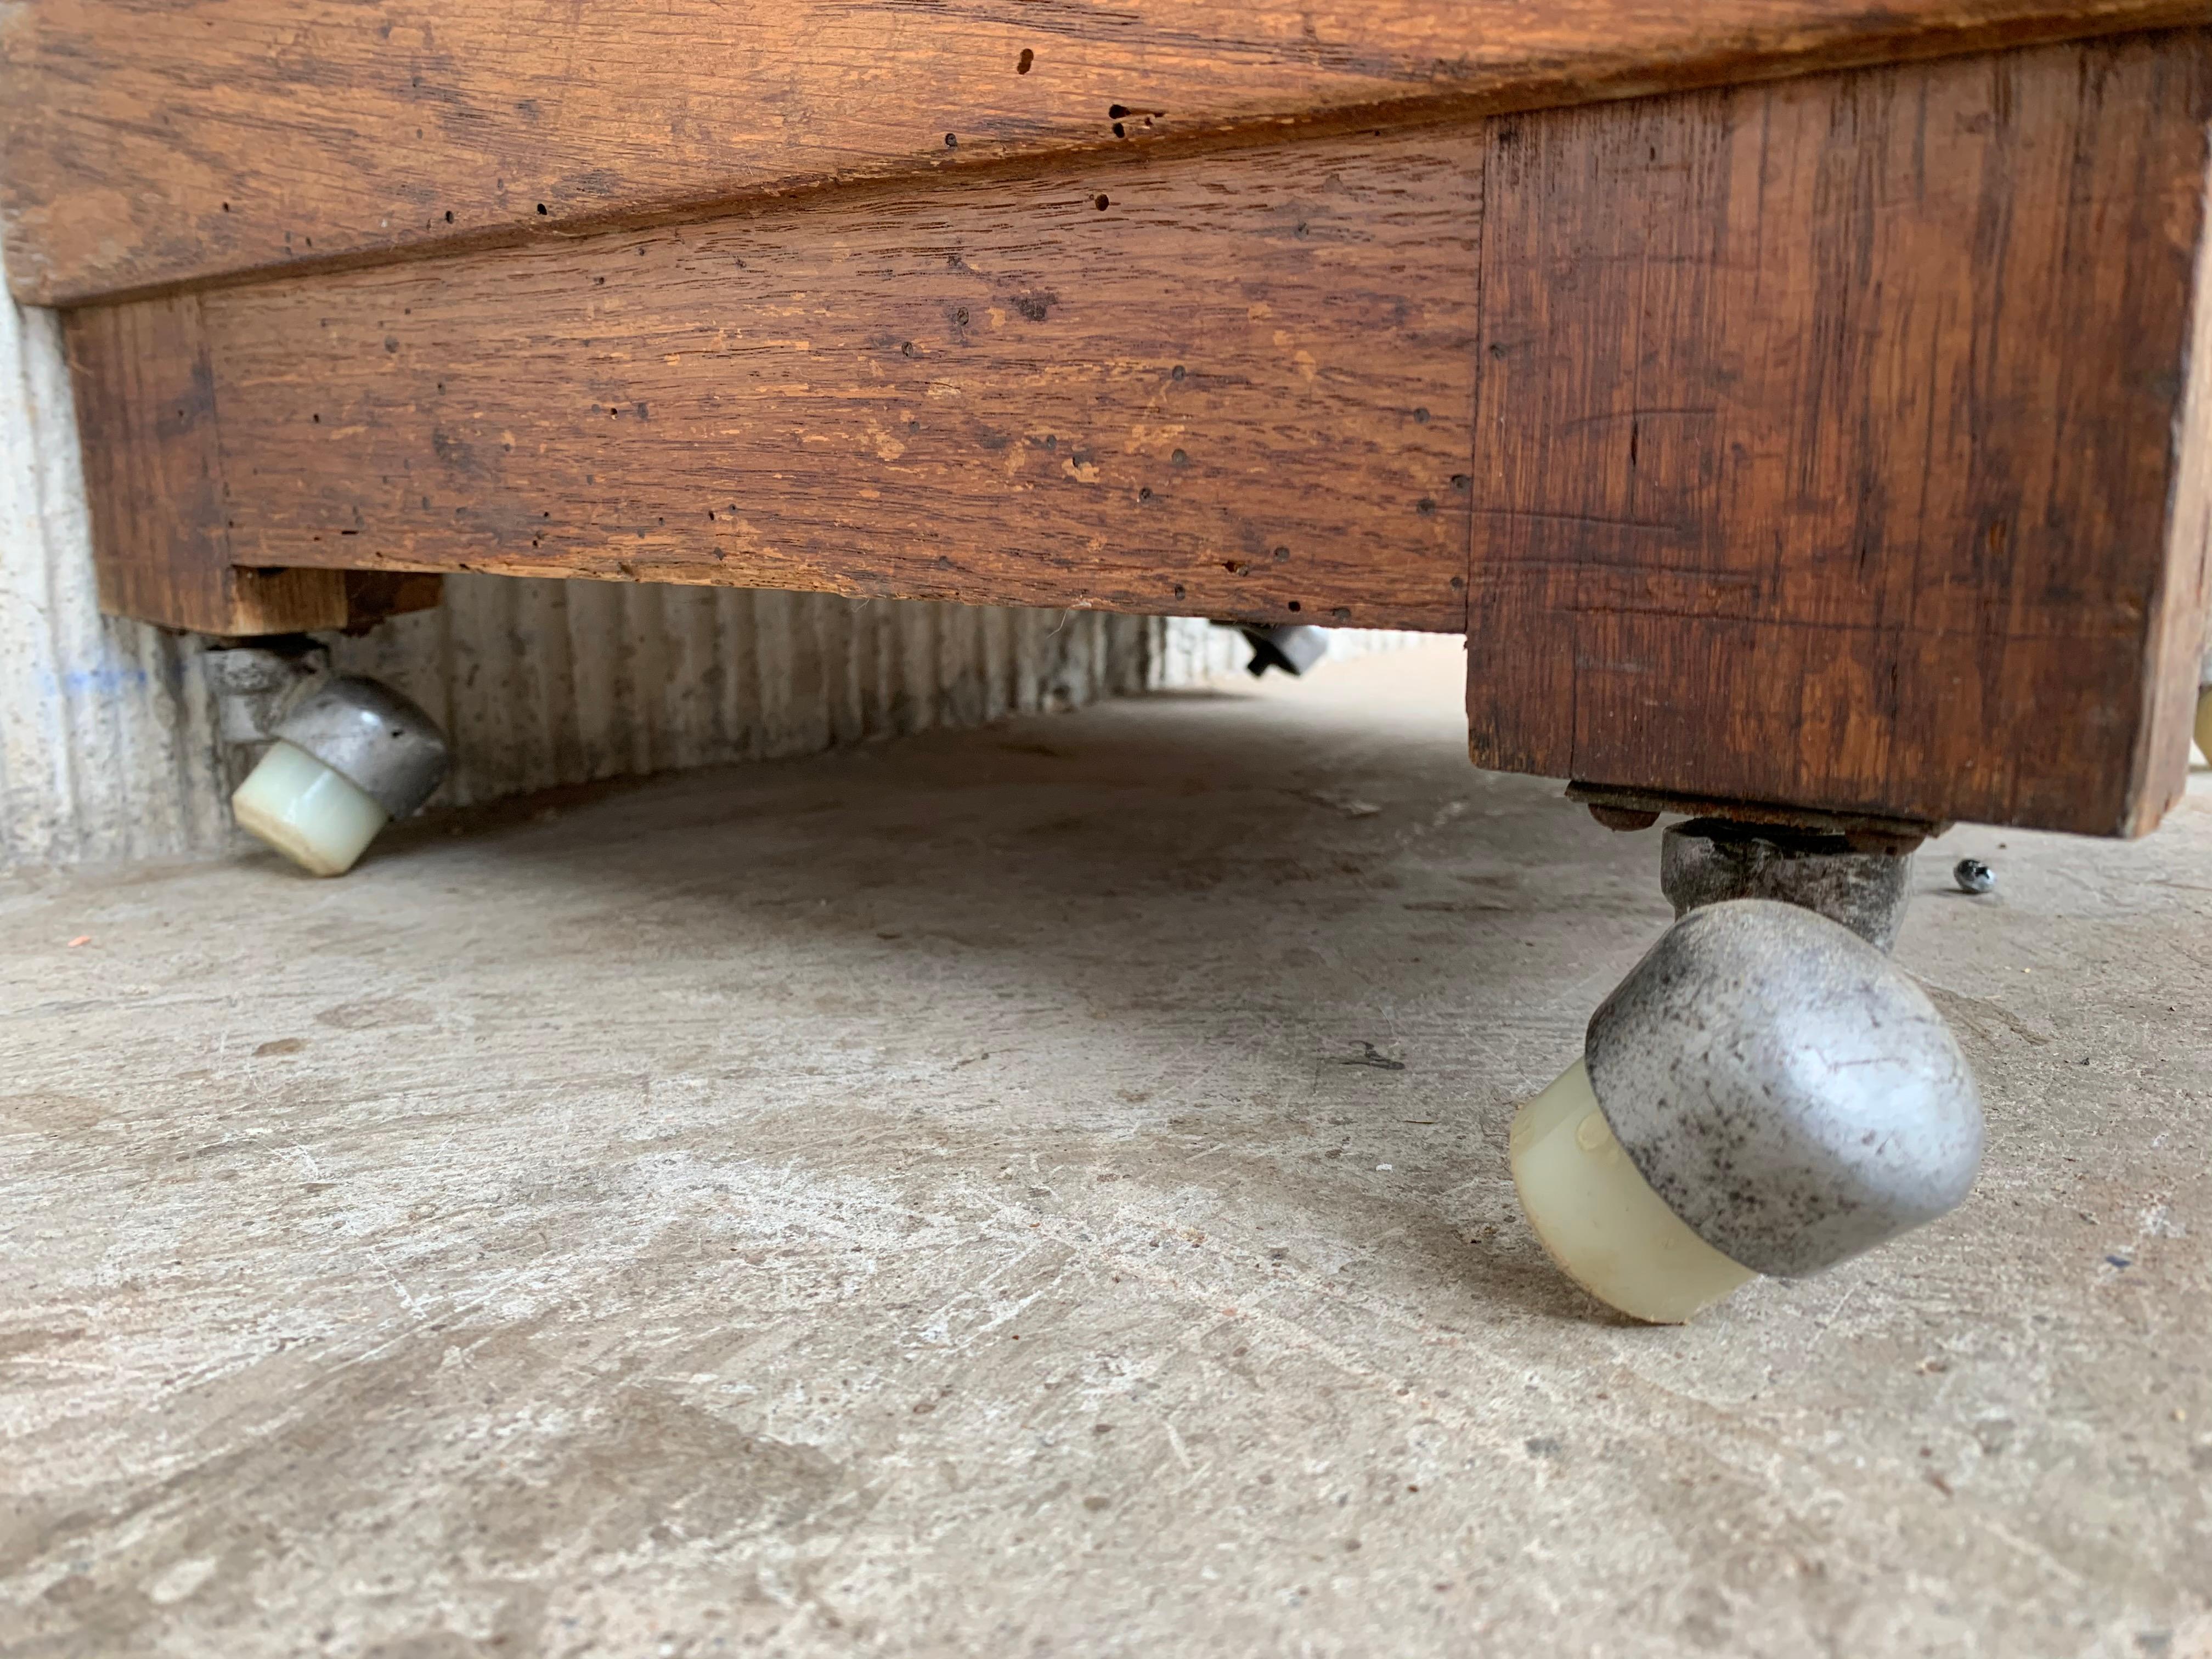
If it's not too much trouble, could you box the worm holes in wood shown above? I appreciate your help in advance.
[1017,48,1034,74]
[1094,194,1110,211]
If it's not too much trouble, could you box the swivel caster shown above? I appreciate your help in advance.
[1511,896,1982,1324]
[230,676,450,876]
[1661,815,1911,951]
[1240,624,1329,678]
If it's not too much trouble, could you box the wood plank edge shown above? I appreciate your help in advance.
[14,9,2212,307]
[241,551,1466,634]
[2123,135,2212,837]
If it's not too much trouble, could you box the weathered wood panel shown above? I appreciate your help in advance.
[65,297,352,637]
[170,128,1480,631]
[9,0,2212,304]
[60,33,2212,833]
[1465,32,2212,836]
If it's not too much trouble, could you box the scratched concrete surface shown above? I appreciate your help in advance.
[2,644,2208,1659]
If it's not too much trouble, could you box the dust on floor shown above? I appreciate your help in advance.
[3,644,2208,1657]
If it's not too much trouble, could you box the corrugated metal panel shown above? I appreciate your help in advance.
[323,582,1153,813]
[4,258,1425,871]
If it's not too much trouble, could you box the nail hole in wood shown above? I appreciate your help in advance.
[1094,194,1110,210]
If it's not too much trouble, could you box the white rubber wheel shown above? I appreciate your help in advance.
[231,740,390,876]
[1509,1058,1756,1324]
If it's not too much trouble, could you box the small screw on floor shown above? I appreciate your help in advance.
[1953,857,1995,895]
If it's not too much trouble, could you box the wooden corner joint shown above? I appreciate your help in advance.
[65,295,442,639]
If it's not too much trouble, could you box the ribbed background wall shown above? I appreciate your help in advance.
[324,584,1157,814]
[2,270,1424,872]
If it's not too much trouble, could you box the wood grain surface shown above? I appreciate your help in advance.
[1464,32,2212,835]
[134,127,1481,632]
[66,297,352,637]
[9,0,2212,305]
[59,31,2212,832]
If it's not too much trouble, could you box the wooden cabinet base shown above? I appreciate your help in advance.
[53,33,2212,837]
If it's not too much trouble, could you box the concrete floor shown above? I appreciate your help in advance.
[3,644,2209,1658]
